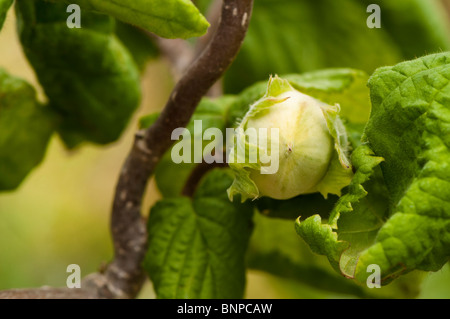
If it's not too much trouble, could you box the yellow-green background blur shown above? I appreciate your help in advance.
[1,8,450,299]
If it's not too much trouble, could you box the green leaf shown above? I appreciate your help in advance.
[224,69,369,212]
[0,0,12,31]
[359,0,450,59]
[0,69,55,191]
[16,0,141,147]
[249,212,424,298]
[285,70,371,125]
[115,21,159,72]
[139,112,160,130]
[296,144,387,277]
[56,0,210,39]
[144,169,254,298]
[224,0,450,94]
[358,52,450,282]
[297,52,450,285]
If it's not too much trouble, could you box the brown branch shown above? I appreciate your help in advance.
[100,0,254,299]
[443,0,450,19]
[195,0,225,57]
[0,0,253,300]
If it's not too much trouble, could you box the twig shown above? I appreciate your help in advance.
[443,0,450,19]
[105,0,253,298]
[0,0,253,299]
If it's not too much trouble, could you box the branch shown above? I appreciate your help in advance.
[154,37,194,81]
[0,288,98,299]
[97,0,254,299]
[0,273,109,299]
[0,0,253,300]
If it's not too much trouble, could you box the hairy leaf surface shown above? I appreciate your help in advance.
[144,169,253,298]
[249,212,423,298]
[297,52,450,284]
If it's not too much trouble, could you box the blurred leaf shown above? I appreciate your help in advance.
[225,69,370,208]
[224,0,400,93]
[0,0,12,30]
[224,0,450,94]
[226,81,266,129]
[249,212,423,298]
[144,169,254,298]
[0,69,55,191]
[419,263,450,299]
[115,21,159,72]
[16,0,141,147]
[56,0,210,39]
[359,0,450,59]
[248,213,368,298]
[193,0,213,15]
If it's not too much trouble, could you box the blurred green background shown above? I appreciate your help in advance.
[1,0,450,298]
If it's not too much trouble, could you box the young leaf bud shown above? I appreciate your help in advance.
[228,76,353,202]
